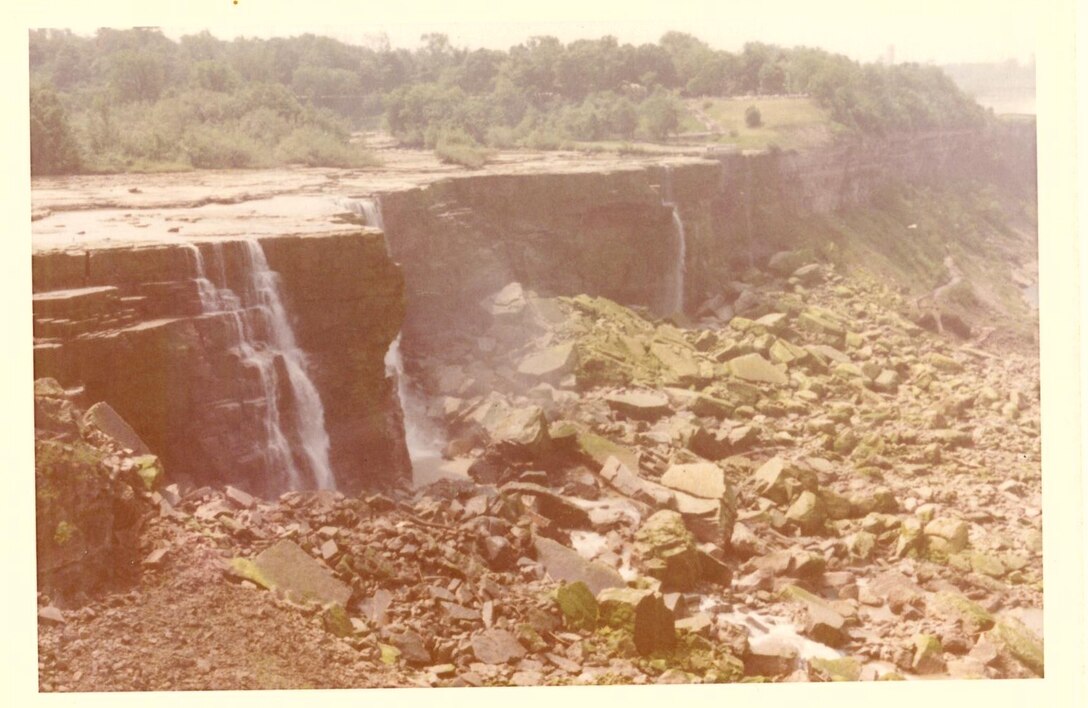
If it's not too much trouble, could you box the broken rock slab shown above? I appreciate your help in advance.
[517,343,577,384]
[605,390,672,421]
[471,628,527,665]
[230,539,351,608]
[596,586,676,655]
[727,353,789,386]
[533,536,625,596]
[81,401,151,455]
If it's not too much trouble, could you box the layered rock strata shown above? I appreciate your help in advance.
[32,232,407,495]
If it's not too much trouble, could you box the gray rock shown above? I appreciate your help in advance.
[605,390,672,421]
[471,629,527,664]
[82,401,151,455]
[533,537,625,595]
[230,539,350,608]
[728,353,789,386]
[518,343,577,383]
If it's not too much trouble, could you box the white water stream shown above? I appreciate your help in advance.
[338,195,447,483]
[185,241,335,490]
[661,165,688,315]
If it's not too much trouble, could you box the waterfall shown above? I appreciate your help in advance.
[184,241,336,491]
[661,165,688,314]
[337,195,443,466]
[337,196,386,237]
[743,160,755,268]
[383,335,442,459]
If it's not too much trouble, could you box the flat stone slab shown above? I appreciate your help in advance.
[232,539,350,607]
[517,343,576,381]
[728,353,789,385]
[82,401,151,454]
[661,462,726,499]
[605,390,672,421]
[471,629,527,664]
[534,537,625,595]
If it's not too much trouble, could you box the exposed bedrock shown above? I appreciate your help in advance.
[32,232,408,496]
[380,128,1033,353]
[29,127,1034,495]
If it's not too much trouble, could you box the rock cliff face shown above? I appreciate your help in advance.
[380,128,1033,349]
[32,232,407,495]
[30,127,1034,495]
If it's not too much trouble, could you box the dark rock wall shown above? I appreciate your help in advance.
[32,232,408,495]
[378,128,1035,349]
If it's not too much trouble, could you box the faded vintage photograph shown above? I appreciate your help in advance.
[28,2,1049,693]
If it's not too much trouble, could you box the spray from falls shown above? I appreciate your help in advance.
[185,241,336,491]
[661,165,688,315]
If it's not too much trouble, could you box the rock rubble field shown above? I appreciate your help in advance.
[35,250,1042,690]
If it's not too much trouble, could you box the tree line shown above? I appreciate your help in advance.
[29,28,988,174]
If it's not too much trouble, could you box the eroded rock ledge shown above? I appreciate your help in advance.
[32,231,407,495]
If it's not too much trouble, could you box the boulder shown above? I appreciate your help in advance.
[785,490,825,534]
[35,438,150,602]
[502,482,591,529]
[660,462,727,499]
[517,343,577,383]
[749,456,808,505]
[727,353,788,386]
[634,510,702,591]
[780,585,848,647]
[533,537,625,595]
[911,634,946,674]
[599,456,672,506]
[924,517,969,555]
[605,390,672,421]
[473,402,551,459]
[596,587,676,655]
[229,539,351,608]
[554,581,598,630]
[930,592,995,635]
[82,401,151,455]
[987,617,1043,677]
[481,282,527,319]
[559,423,640,472]
[471,628,527,665]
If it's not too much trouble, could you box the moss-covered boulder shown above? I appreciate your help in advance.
[555,581,598,631]
[230,539,351,607]
[596,587,675,655]
[35,437,150,604]
[930,592,995,635]
[988,617,1043,676]
[634,510,702,591]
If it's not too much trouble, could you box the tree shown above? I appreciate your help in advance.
[191,60,242,93]
[745,105,762,128]
[108,50,168,103]
[30,85,81,175]
[639,92,680,140]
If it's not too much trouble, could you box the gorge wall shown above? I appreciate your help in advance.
[31,125,1035,495]
[380,126,1034,352]
[32,231,408,496]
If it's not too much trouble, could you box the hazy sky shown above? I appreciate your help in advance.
[28,0,1040,65]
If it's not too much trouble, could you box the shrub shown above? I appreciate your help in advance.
[180,124,266,168]
[745,105,762,128]
[434,130,492,168]
[30,85,82,175]
[275,126,380,168]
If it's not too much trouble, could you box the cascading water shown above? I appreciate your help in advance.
[338,195,446,478]
[184,240,336,491]
[661,165,688,315]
